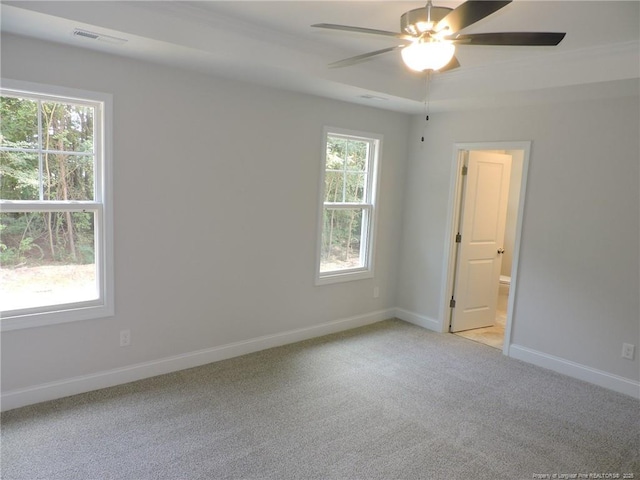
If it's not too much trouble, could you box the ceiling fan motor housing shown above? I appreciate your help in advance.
[401,6,453,35]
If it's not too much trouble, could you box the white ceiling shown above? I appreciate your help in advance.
[1,1,639,113]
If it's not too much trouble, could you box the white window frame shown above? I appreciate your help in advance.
[315,127,381,285]
[0,79,114,331]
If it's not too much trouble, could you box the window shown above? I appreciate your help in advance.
[316,127,381,284]
[0,80,113,330]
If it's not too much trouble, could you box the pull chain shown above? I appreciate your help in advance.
[421,71,431,142]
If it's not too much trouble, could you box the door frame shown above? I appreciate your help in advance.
[439,141,531,356]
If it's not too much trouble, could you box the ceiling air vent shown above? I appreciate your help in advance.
[73,29,127,45]
[359,94,388,101]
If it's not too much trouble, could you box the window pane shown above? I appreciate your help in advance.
[43,152,94,201]
[327,136,368,172]
[326,152,344,171]
[326,137,347,168]
[345,139,368,172]
[0,96,38,149]
[0,151,39,200]
[0,211,97,311]
[324,170,344,202]
[320,208,364,272]
[41,102,94,153]
[344,173,366,202]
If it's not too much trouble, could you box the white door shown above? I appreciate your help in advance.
[451,151,511,332]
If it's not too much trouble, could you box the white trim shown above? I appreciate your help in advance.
[438,149,467,334]
[0,78,110,106]
[394,308,440,332]
[0,309,394,411]
[440,141,532,349]
[435,40,640,85]
[315,268,374,286]
[314,126,382,286]
[0,79,114,330]
[3,311,637,411]
[0,201,102,212]
[501,145,530,356]
[509,344,640,399]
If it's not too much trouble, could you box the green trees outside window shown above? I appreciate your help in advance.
[1,96,95,265]
[319,131,379,279]
[1,91,100,313]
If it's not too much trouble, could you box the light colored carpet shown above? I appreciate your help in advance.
[1,319,638,480]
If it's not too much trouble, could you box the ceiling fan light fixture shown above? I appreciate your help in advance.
[401,6,453,35]
[401,41,455,72]
[313,0,565,72]
[418,22,431,32]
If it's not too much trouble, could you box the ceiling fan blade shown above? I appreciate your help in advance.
[436,1,511,35]
[328,46,403,68]
[439,56,461,72]
[451,32,566,46]
[312,23,413,40]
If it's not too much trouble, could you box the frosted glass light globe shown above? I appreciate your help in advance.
[401,41,455,72]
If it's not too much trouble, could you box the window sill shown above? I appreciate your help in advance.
[315,268,373,286]
[1,301,114,331]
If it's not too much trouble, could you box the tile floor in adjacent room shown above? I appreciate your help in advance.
[454,286,508,350]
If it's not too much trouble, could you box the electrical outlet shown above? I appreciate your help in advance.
[622,343,635,360]
[373,286,380,298]
[120,329,131,347]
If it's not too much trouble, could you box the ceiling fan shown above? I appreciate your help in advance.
[312,0,566,73]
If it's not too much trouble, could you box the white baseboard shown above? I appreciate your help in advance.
[1,309,394,412]
[4,312,637,411]
[394,308,442,332]
[509,344,640,399]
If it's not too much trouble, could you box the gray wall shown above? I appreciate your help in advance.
[2,32,639,402]
[0,34,409,392]
[397,92,640,381]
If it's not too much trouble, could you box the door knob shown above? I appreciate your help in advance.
[497,248,505,254]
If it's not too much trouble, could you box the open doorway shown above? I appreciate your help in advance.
[440,142,530,355]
